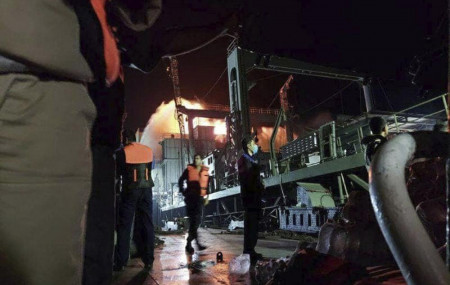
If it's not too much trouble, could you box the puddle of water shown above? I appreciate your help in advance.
[188,260,216,270]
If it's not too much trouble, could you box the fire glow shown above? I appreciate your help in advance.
[193,118,226,135]
[257,126,288,152]
[140,97,294,159]
[140,98,226,159]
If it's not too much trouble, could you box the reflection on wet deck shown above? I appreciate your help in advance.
[112,228,298,285]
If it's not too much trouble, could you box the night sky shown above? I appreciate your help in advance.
[123,0,447,131]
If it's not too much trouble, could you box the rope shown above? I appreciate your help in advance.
[201,66,228,100]
[301,82,354,114]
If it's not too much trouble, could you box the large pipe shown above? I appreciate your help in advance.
[369,133,450,285]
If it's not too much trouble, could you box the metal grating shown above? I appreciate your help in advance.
[280,133,318,160]
[279,207,340,233]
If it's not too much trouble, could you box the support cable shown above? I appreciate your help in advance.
[201,66,227,100]
[301,82,354,114]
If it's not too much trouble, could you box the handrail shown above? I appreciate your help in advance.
[188,103,280,116]
[383,93,448,132]
[395,93,448,115]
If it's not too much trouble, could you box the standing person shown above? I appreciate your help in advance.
[238,135,265,264]
[178,154,210,254]
[114,130,155,271]
[361,116,389,170]
[83,79,125,285]
[82,1,161,284]
[0,1,96,284]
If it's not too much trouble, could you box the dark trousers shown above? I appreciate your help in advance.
[185,196,203,243]
[83,145,116,285]
[115,187,154,267]
[243,209,261,254]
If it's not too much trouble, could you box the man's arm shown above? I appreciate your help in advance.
[237,157,248,188]
[178,168,188,195]
[114,148,126,193]
[148,160,155,188]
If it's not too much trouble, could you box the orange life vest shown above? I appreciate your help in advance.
[187,165,209,196]
[123,143,153,189]
[90,0,120,85]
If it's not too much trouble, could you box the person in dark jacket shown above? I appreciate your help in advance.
[178,154,210,254]
[238,134,265,264]
[79,1,162,283]
[0,1,142,284]
[114,130,155,271]
[361,116,389,170]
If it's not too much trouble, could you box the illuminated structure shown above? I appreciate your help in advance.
[160,42,448,235]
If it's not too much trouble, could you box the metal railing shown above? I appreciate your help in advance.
[159,133,189,140]
[199,103,280,116]
[386,93,448,132]
[250,107,279,115]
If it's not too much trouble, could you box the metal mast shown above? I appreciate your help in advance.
[167,57,189,171]
[279,75,294,142]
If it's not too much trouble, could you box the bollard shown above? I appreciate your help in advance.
[216,251,224,263]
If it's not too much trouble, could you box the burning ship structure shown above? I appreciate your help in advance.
[141,41,449,284]
[151,42,448,234]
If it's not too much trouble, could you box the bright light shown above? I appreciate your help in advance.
[213,121,226,135]
[141,98,227,159]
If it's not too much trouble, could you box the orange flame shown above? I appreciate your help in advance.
[140,98,226,159]
[140,98,299,159]
[193,118,226,135]
[256,126,288,152]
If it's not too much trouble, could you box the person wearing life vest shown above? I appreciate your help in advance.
[114,130,155,271]
[178,154,210,254]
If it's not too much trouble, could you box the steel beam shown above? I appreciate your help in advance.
[245,49,366,82]
[264,152,365,187]
[347,174,369,191]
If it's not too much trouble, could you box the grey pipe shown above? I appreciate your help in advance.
[369,133,450,285]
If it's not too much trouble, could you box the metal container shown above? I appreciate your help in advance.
[193,140,215,157]
[193,125,215,141]
[161,159,183,205]
[161,138,182,159]
[296,183,335,208]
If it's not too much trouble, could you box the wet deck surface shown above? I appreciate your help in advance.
[112,228,298,285]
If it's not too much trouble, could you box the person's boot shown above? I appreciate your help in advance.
[185,241,194,254]
[113,264,124,272]
[253,252,263,260]
[196,241,207,251]
[250,251,264,265]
